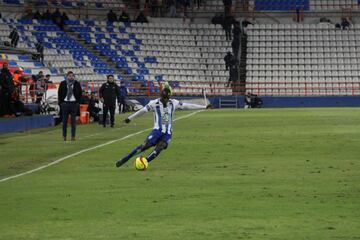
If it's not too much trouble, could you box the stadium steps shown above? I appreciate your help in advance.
[64,28,131,81]
[238,33,248,95]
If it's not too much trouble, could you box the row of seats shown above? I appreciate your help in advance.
[249,0,358,10]
[246,23,360,96]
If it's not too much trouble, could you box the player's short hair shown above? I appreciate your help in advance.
[161,88,171,100]
[107,74,114,79]
[67,71,74,76]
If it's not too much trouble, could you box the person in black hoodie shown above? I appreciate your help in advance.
[58,71,82,141]
[99,75,120,127]
[0,63,14,116]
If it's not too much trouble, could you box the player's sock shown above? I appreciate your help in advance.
[147,150,160,162]
[116,145,142,167]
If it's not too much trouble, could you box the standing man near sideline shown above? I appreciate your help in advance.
[99,75,120,128]
[58,71,82,141]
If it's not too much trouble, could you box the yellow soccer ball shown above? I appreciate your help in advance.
[134,156,148,171]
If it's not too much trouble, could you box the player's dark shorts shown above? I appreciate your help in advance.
[146,129,172,148]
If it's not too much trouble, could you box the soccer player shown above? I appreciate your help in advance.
[116,86,211,167]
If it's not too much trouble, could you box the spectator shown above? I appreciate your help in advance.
[244,92,263,108]
[227,55,238,87]
[9,28,19,47]
[231,37,240,57]
[118,81,128,114]
[241,18,252,34]
[135,11,148,23]
[0,63,14,116]
[211,13,223,25]
[35,74,46,103]
[58,71,82,141]
[224,51,233,70]
[168,0,176,17]
[33,10,42,20]
[119,10,130,22]
[88,92,100,122]
[51,8,62,25]
[223,14,234,41]
[107,10,118,22]
[99,75,121,127]
[181,0,190,17]
[59,12,69,30]
[194,0,202,8]
[21,9,34,20]
[45,74,52,84]
[80,90,90,104]
[35,41,44,63]
[42,10,52,20]
[341,17,350,30]
[232,21,241,39]
[223,0,232,15]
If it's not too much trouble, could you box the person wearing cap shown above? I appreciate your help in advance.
[115,83,212,168]
[58,71,82,141]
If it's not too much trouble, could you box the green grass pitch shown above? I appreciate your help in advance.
[0,108,359,240]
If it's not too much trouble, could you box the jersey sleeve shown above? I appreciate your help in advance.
[173,99,206,110]
[128,100,156,121]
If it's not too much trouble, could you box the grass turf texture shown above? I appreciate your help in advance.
[0,108,359,240]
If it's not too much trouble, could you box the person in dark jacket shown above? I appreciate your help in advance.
[224,51,233,70]
[107,10,118,22]
[223,14,234,41]
[118,81,128,114]
[99,75,120,127]
[119,10,130,22]
[232,21,241,39]
[0,63,14,116]
[58,71,82,141]
[231,37,240,57]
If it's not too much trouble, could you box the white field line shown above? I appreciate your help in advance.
[0,110,204,183]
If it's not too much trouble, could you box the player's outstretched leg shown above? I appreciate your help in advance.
[116,141,152,167]
[147,141,167,162]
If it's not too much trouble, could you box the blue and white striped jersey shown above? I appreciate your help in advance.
[128,98,206,134]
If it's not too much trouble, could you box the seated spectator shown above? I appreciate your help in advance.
[119,10,130,22]
[135,11,148,23]
[244,92,263,108]
[107,10,118,22]
[341,17,350,30]
[88,92,100,122]
[42,10,52,20]
[80,90,90,104]
[33,10,42,20]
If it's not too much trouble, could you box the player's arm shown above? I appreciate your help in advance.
[176,101,212,110]
[124,101,154,123]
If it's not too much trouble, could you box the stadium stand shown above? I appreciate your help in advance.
[65,20,233,95]
[248,0,359,11]
[0,18,112,83]
[246,23,360,96]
